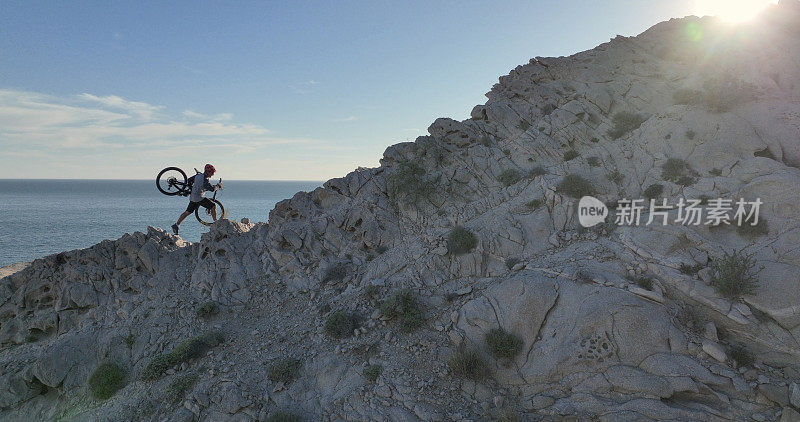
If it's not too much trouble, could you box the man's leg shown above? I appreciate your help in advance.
[176,211,192,226]
[211,204,217,221]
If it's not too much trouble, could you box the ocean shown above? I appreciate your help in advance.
[0,179,322,268]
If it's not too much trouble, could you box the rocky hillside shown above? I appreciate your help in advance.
[3,2,800,421]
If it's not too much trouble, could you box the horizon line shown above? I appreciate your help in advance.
[0,178,325,182]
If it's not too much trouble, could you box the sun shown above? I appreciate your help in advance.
[693,0,778,23]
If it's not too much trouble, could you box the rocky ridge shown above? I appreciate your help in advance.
[2,2,800,421]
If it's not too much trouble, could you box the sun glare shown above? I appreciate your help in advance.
[693,0,778,23]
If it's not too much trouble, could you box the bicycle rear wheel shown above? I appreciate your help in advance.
[195,199,224,226]
[156,167,188,196]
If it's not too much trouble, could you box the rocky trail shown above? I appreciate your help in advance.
[3,2,800,421]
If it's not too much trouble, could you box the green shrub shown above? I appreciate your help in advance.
[448,347,489,380]
[363,284,380,299]
[380,289,424,332]
[710,250,759,298]
[709,168,722,176]
[556,174,595,198]
[606,170,625,186]
[643,184,664,200]
[703,78,755,113]
[505,257,520,270]
[165,373,198,404]
[322,262,348,283]
[485,328,523,359]
[447,226,478,255]
[517,120,530,131]
[195,301,219,319]
[387,160,435,204]
[634,276,653,290]
[525,198,543,209]
[736,217,768,238]
[503,148,511,156]
[88,363,127,400]
[563,150,579,161]
[729,344,754,367]
[141,330,224,381]
[662,158,698,186]
[498,169,521,187]
[324,311,357,338]
[673,88,703,105]
[363,364,382,382]
[528,166,547,178]
[266,411,303,422]
[679,263,704,275]
[608,112,646,139]
[268,358,302,384]
[587,156,600,167]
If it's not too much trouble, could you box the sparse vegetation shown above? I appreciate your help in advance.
[556,174,595,198]
[363,284,380,300]
[324,311,357,339]
[754,148,776,160]
[141,330,224,381]
[124,332,135,349]
[608,111,646,139]
[485,328,523,359]
[709,168,722,176]
[387,160,436,204]
[322,262,348,284]
[643,184,664,200]
[268,358,302,384]
[729,344,754,367]
[88,363,127,400]
[165,373,198,404]
[710,250,759,298]
[363,364,382,382]
[587,156,600,167]
[685,129,696,140]
[448,347,489,380]
[195,301,219,319]
[702,77,756,113]
[517,120,531,131]
[380,289,424,332]
[498,169,522,187]
[662,158,699,186]
[447,226,478,255]
[736,217,769,238]
[563,150,579,161]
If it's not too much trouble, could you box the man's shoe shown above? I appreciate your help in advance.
[171,224,179,235]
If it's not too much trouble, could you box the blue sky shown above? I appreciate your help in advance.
[0,1,769,180]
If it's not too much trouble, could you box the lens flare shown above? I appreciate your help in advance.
[693,0,778,23]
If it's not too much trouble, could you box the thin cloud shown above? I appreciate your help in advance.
[289,80,319,95]
[333,115,358,122]
[0,88,303,152]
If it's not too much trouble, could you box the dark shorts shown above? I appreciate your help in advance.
[186,198,215,213]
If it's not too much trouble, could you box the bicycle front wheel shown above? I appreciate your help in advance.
[195,199,224,226]
[156,167,188,196]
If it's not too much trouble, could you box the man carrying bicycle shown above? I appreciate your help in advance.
[172,164,221,234]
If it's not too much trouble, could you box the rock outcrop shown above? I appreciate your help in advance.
[3,2,800,420]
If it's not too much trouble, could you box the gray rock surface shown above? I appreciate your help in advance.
[2,3,800,420]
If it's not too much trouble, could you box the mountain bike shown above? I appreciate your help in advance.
[155,166,225,226]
